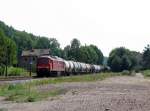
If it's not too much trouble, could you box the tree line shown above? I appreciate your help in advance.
[62,38,103,64]
[108,46,150,72]
[1,20,150,73]
[0,21,103,71]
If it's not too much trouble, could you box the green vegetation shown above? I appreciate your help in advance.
[0,67,29,77]
[0,21,62,71]
[0,21,104,76]
[30,72,121,86]
[0,21,62,57]
[0,72,120,102]
[0,108,7,111]
[0,82,68,102]
[0,65,5,76]
[108,47,143,72]
[0,28,17,75]
[143,45,150,69]
[0,21,104,66]
[63,38,104,64]
[142,70,150,77]
[0,84,65,102]
[7,67,28,76]
[121,70,131,75]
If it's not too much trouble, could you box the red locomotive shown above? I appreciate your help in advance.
[37,56,65,77]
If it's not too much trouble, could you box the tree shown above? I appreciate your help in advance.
[110,55,122,72]
[108,47,134,72]
[35,37,50,49]
[0,29,7,65]
[0,29,17,75]
[69,38,81,61]
[71,38,81,49]
[0,29,17,65]
[35,37,62,56]
[143,45,150,69]
[49,38,62,57]
[78,46,98,64]
[78,46,89,63]
[63,45,71,60]
[90,45,104,64]
[130,51,143,71]
[87,46,98,64]
[7,39,17,65]
[14,31,34,56]
[121,55,132,70]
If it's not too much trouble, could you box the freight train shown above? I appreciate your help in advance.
[36,55,104,77]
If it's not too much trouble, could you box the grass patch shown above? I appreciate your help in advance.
[142,70,150,77]
[0,72,121,102]
[0,108,8,111]
[30,72,121,86]
[8,67,29,76]
[0,67,29,77]
[0,84,67,102]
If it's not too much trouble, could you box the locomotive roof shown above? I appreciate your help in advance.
[38,56,64,62]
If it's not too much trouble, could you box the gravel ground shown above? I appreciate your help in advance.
[1,73,150,111]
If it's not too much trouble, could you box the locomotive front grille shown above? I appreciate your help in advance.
[38,68,49,73]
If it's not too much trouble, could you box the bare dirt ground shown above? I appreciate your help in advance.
[1,73,150,111]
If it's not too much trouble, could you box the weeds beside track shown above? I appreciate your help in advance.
[0,72,121,102]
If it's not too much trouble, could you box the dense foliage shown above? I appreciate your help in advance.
[63,38,104,64]
[0,21,104,68]
[0,21,62,58]
[143,45,150,69]
[0,28,17,75]
[108,47,142,72]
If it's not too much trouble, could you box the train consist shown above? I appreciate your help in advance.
[36,55,104,77]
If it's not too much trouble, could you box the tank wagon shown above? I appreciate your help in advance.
[36,56,103,77]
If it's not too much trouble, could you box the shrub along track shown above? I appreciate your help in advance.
[1,73,150,111]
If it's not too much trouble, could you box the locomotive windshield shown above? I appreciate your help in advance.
[37,58,49,64]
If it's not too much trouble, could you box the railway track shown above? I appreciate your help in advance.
[0,76,51,84]
[0,76,33,81]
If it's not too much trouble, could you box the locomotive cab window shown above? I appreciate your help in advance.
[37,58,49,64]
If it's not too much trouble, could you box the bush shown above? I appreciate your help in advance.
[8,67,28,76]
[142,70,150,77]
[132,65,143,73]
[121,70,131,75]
[26,96,36,102]
[0,108,8,111]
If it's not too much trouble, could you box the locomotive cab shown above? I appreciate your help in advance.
[37,56,65,77]
[37,57,51,77]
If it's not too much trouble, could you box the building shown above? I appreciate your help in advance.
[20,49,50,71]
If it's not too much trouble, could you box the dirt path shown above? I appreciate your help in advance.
[1,74,150,111]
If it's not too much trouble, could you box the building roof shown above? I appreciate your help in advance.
[21,49,50,56]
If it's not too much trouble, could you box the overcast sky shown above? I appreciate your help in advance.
[0,0,150,56]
